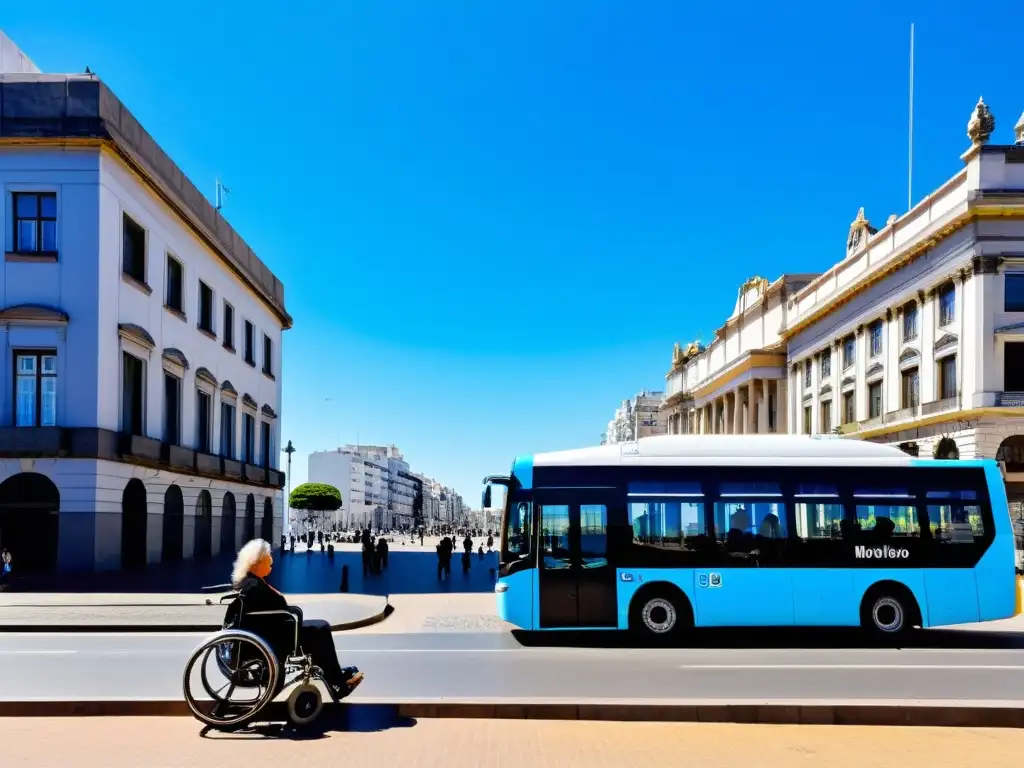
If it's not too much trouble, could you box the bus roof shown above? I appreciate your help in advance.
[532,435,916,467]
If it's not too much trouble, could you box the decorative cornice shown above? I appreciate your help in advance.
[195,367,218,387]
[161,347,189,370]
[0,304,69,324]
[866,362,884,377]
[261,404,278,419]
[934,332,958,352]
[972,254,1000,274]
[898,347,920,363]
[241,393,258,410]
[221,380,238,396]
[118,322,155,349]
[841,376,856,388]
[819,383,833,395]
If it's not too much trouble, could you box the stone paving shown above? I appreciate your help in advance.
[2,717,1021,768]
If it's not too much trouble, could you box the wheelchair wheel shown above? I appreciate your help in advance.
[183,630,281,728]
[286,683,323,726]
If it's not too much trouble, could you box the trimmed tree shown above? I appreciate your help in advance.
[289,482,342,529]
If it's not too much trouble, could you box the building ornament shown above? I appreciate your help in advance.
[847,207,874,255]
[1015,111,1024,145]
[967,97,995,146]
[740,275,770,295]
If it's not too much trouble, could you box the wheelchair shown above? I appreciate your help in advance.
[182,584,343,730]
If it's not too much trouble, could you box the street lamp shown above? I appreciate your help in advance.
[283,440,295,533]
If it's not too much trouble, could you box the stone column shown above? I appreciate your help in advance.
[747,380,758,434]
[757,379,769,433]
[732,390,743,434]
[777,377,789,433]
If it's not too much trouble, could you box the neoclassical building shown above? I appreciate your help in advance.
[662,274,816,435]
[0,37,289,572]
[784,98,1024,502]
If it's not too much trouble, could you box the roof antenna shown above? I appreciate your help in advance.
[215,177,231,211]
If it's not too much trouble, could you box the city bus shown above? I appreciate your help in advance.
[482,435,1020,638]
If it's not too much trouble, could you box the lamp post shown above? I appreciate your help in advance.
[283,440,295,533]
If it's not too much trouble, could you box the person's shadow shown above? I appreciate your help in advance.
[199,704,417,741]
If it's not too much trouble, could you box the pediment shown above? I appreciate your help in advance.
[934,332,958,351]
[898,347,920,363]
[241,393,258,410]
[221,380,237,396]
[841,376,856,388]
[0,304,68,324]
[819,383,833,395]
[118,322,155,349]
[195,367,218,387]
[866,362,884,377]
[261,404,278,419]
[161,347,189,370]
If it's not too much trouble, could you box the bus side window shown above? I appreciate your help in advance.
[851,484,920,540]
[794,483,844,541]
[926,490,983,544]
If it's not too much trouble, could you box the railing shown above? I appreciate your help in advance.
[996,392,1024,407]
[884,405,920,424]
[922,395,960,415]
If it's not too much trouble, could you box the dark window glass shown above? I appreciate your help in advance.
[1007,275,1024,313]
[803,405,812,434]
[163,372,181,445]
[242,413,256,463]
[903,304,918,341]
[505,499,532,558]
[223,304,234,349]
[539,504,571,570]
[843,337,856,369]
[1005,343,1024,391]
[627,480,702,497]
[939,284,956,326]
[939,356,957,400]
[804,360,812,388]
[630,500,703,548]
[121,352,145,435]
[260,422,271,468]
[166,257,183,312]
[868,381,883,418]
[795,502,845,540]
[14,351,57,427]
[901,367,920,408]
[820,401,832,433]
[796,482,839,497]
[870,321,883,357]
[842,391,856,424]
[198,282,214,333]
[821,348,832,377]
[263,334,273,376]
[244,321,255,365]
[122,214,146,283]
[196,390,211,454]
[720,481,782,497]
[220,402,235,458]
[714,501,787,540]
[13,192,57,253]
[853,486,912,498]
[854,503,920,538]
[579,504,608,568]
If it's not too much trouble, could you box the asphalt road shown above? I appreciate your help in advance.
[5,627,1024,704]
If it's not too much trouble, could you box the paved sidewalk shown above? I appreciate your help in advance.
[2,717,1021,768]
[0,592,387,631]
[362,593,509,633]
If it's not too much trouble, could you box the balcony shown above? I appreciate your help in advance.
[996,392,1024,408]
[922,396,960,415]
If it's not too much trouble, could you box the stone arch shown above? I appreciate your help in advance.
[220,492,237,555]
[194,490,213,559]
[243,494,256,542]
[261,497,274,542]
[0,472,60,571]
[162,485,185,563]
[997,436,1024,473]
[120,478,148,568]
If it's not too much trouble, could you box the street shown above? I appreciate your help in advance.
[3,717,1021,768]
[5,628,1024,704]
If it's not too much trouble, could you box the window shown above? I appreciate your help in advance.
[794,481,843,540]
[505,497,532,558]
[868,380,883,419]
[938,284,955,326]
[852,484,919,538]
[926,489,984,544]
[539,503,571,570]
[821,348,831,378]
[198,281,214,334]
[869,321,883,357]
[803,360,812,388]
[262,334,273,376]
[580,503,608,568]
[939,355,957,400]
[242,412,256,464]
[820,401,832,433]
[842,336,855,369]
[14,351,57,427]
[121,352,145,436]
[1006,343,1024,391]
[12,192,57,253]
[223,303,235,350]
[244,321,255,365]
[803,405,812,434]
[842,391,856,424]
[122,214,147,283]
[165,256,184,313]
[1006,275,1024,313]
[260,421,272,468]
[196,390,212,454]
[220,402,236,458]
[628,480,703,549]
[903,303,918,341]
[901,367,920,409]
[163,372,181,445]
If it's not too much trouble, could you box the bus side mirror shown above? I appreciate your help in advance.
[482,486,492,509]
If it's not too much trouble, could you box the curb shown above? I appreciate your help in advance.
[1,700,1021,728]
[0,603,392,634]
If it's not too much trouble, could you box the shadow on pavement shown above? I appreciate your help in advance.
[512,626,1024,650]
[199,705,416,740]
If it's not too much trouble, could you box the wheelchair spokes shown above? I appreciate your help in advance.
[183,631,280,728]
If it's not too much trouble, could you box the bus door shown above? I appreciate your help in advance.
[536,490,618,629]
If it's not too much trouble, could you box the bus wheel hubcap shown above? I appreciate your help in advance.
[872,597,903,631]
[642,598,676,633]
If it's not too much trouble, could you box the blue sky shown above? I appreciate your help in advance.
[4,2,1021,503]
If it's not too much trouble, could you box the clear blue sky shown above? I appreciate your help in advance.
[4,2,1021,503]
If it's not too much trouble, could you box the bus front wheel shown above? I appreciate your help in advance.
[860,585,919,639]
[629,587,692,640]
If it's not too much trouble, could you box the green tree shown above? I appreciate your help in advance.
[289,483,342,528]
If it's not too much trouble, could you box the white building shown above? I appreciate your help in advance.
[603,390,666,444]
[784,99,1024,505]
[660,274,816,435]
[308,444,424,532]
[0,35,290,572]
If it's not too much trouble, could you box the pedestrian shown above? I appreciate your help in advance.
[376,536,389,571]
[486,534,494,552]
[361,528,373,577]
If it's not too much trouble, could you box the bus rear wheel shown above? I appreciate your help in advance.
[861,586,918,640]
[630,588,691,640]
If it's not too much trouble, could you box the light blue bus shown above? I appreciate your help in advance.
[482,435,1020,639]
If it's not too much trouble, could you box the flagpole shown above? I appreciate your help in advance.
[908,22,915,211]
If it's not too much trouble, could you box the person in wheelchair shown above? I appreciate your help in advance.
[231,539,363,701]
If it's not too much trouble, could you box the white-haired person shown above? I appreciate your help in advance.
[232,538,363,701]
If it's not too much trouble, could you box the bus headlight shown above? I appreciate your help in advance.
[495,582,509,593]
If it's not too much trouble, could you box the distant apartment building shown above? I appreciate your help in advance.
[603,391,666,444]
[660,275,816,436]
[412,472,465,531]
[0,33,289,573]
[308,444,418,531]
